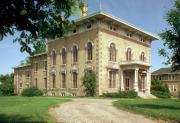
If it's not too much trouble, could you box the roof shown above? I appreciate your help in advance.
[75,11,159,40]
[152,67,180,75]
[13,64,31,69]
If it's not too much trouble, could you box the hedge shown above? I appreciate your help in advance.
[21,87,43,96]
[151,91,171,98]
[103,90,138,98]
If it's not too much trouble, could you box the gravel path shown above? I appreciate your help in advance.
[49,99,157,123]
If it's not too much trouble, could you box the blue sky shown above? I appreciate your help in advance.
[0,0,173,74]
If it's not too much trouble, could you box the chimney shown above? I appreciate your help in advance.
[79,3,88,17]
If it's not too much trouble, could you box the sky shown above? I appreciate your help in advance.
[0,0,174,74]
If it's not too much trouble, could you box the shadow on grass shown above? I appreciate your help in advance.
[0,114,47,123]
[132,104,180,110]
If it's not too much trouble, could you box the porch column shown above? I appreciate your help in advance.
[120,70,124,91]
[146,69,151,94]
[134,68,139,92]
[116,71,119,89]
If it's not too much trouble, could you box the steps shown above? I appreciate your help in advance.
[138,92,157,99]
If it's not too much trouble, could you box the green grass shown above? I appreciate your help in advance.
[113,99,180,122]
[0,96,71,122]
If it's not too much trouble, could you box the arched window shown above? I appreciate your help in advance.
[87,42,93,60]
[52,74,56,88]
[72,72,77,88]
[126,48,132,61]
[52,50,56,65]
[140,52,145,61]
[109,43,116,61]
[61,48,66,64]
[72,45,78,63]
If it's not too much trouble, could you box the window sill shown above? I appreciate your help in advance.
[60,64,67,67]
[86,60,93,63]
[71,88,78,90]
[72,62,78,65]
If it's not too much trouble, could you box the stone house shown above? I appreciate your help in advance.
[14,4,158,97]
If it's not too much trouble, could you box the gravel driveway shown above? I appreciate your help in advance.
[49,99,157,123]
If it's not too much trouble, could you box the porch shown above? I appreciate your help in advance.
[119,61,151,94]
[106,60,151,95]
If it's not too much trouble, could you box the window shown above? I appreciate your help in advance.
[35,78,38,87]
[110,25,113,30]
[109,71,116,88]
[44,61,47,70]
[127,33,132,37]
[72,72,77,88]
[140,52,145,61]
[140,37,145,42]
[52,74,56,88]
[87,24,92,29]
[52,50,56,65]
[172,74,176,80]
[168,74,176,80]
[35,62,38,72]
[126,48,132,61]
[62,73,66,88]
[27,71,30,77]
[169,85,177,92]
[109,25,116,31]
[26,84,29,88]
[87,42,93,60]
[174,85,177,92]
[19,83,22,88]
[44,78,47,89]
[61,48,67,64]
[109,43,116,62]
[72,45,78,63]
[73,29,77,33]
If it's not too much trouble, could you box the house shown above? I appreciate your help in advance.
[14,3,158,97]
[152,67,180,96]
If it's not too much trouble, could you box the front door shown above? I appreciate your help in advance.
[140,75,145,91]
[125,78,130,90]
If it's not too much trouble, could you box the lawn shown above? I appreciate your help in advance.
[0,96,71,122]
[113,99,180,122]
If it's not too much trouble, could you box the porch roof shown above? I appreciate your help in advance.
[120,60,150,67]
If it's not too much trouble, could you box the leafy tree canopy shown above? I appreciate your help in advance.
[159,0,180,71]
[0,0,82,54]
[0,74,14,96]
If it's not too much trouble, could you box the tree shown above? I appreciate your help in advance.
[159,0,180,71]
[0,0,82,54]
[82,70,97,96]
[0,74,14,96]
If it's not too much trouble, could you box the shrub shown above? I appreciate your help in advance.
[151,91,171,98]
[21,87,43,96]
[178,92,180,99]
[103,90,138,98]
[151,78,170,98]
[82,70,97,96]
